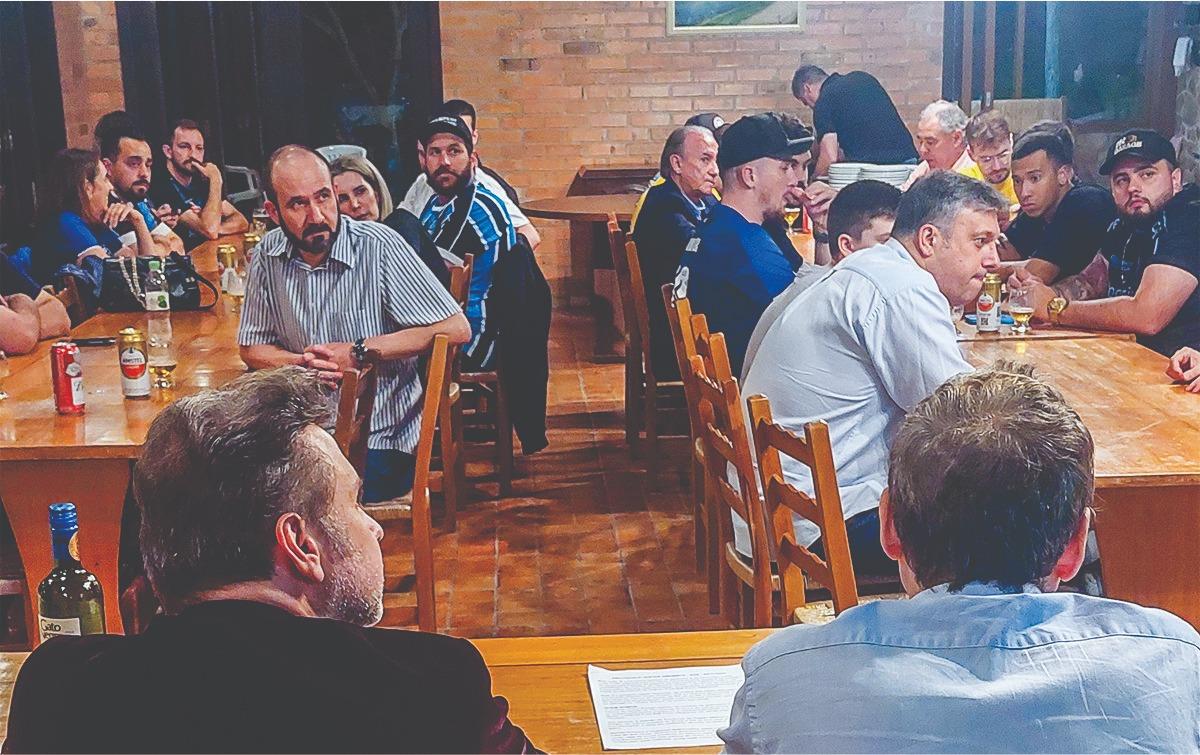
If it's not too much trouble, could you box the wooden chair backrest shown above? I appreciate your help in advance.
[606,215,642,364]
[747,395,859,619]
[449,253,475,310]
[334,357,379,479]
[55,276,87,326]
[662,285,702,438]
[411,333,454,633]
[622,239,654,378]
[688,330,774,626]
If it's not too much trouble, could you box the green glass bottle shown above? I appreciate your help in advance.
[36,503,106,643]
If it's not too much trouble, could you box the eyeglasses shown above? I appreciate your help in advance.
[975,150,1011,168]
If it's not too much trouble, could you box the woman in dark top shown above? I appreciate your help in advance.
[330,154,452,289]
[34,148,156,285]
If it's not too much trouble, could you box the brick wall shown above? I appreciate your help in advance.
[54,2,124,149]
[440,1,945,281]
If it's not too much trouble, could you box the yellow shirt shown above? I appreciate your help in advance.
[960,162,1018,206]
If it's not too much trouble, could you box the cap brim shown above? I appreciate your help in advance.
[767,136,815,160]
[1099,148,1174,175]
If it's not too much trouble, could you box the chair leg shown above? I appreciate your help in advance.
[495,381,513,497]
[691,456,706,572]
[412,490,437,633]
[624,353,641,454]
[437,396,458,533]
[708,492,722,615]
[741,583,755,628]
[643,377,657,479]
[720,554,740,627]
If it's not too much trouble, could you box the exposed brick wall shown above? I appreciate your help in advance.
[440,1,945,281]
[54,2,124,148]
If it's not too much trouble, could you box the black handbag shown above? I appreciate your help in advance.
[98,253,219,312]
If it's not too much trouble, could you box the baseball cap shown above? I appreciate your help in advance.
[685,112,726,136]
[1099,129,1176,175]
[716,113,814,173]
[420,115,473,153]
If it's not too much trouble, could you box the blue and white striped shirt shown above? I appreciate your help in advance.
[238,217,462,452]
[419,179,516,366]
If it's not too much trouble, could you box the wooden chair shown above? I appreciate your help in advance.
[333,358,379,480]
[432,253,472,531]
[450,253,474,308]
[361,334,454,632]
[606,214,683,475]
[689,330,776,628]
[55,276,88,326]
[747,395,860,622]
[662,285,718,613]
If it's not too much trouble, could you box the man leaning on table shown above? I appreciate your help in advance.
[238,145,470,503]
[2,367,537,754]
[722,363,1200,753]
[1017,129,1199,358]
[740,172,1002,574]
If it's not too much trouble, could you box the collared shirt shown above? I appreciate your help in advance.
[401,169,530,229]
[721,583,1200,753]
[739,263,829,384]
[237,217,461,452]
[739,239,969,550]
[900,148,978,190]
[678,204,798,375]
[418,179,516,367]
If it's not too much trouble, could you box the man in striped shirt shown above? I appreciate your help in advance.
[416,115,516,370]
[238,145,470,502]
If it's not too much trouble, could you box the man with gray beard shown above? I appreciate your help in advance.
[3,368,537,754]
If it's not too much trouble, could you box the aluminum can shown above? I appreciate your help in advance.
[117,327,151,399]
[50,341,85,415]
[217,244,238,272]
[976,272,1003,332]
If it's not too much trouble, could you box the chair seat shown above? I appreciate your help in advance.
[364,489,426,522]
[725,542,780,589]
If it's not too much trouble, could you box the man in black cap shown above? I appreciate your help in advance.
[675,113,814,374]
[416,115,516,369]
[631,124,720,379]
[1021,129,1198,357]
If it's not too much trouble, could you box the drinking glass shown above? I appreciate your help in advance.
[783,207,802,235]
[950,304,965,337]
[0,350,8,400]
[1008,285,1034,335]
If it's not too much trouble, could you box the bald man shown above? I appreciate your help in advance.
[238,145,470,503]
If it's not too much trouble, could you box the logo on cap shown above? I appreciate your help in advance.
[711,116,725,129]
[1114,134,1142,154]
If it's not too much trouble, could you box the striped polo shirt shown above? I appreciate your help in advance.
[418,179,515,367]
[238,216,461,452]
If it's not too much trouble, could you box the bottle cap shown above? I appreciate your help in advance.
[48,502,78,531]
[148,259,162,272]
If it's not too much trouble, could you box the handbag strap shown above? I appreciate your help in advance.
[196,270,220,310]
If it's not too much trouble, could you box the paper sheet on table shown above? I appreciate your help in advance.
[587,664,745,750]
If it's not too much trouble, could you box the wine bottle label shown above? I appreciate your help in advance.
[38,615,81,641]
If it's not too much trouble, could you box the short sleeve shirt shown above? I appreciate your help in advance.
[237,216,462,452]
[1101,183,1200,355]
[148,173,212,250]
[677,204,798,374]
[1004,184,1116,277]
[34,212,123,285]
[813,71,918,165]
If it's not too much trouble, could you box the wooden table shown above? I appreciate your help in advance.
[956,321,1136,341]
[522,194,639,224]
[0,238,246,640]
[960,337,1200,625]
[0,628,773,751]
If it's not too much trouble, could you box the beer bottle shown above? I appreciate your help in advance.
[37,503,106,643]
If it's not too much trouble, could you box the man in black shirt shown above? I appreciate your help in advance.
[1004,123,1116,281]
[147,118,248,250]
[1022,129,1199,357]
[792,65,918,177]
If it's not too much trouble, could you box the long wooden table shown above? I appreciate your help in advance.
[960,336,1200,624]
[0,628,774,750]
[0,239,246,639]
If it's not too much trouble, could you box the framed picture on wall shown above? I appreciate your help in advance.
[668,1,805,34]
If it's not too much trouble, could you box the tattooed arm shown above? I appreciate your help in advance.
[1050,253,1109,302]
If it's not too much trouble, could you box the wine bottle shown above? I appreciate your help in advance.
[37,503,106,643]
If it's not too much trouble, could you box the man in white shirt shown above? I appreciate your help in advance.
[900,100,978,190]
[399,99,540,249]
[740,171,1004,571]
[722,364,1200,753]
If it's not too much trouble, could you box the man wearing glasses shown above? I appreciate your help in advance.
[961,110,1018,222]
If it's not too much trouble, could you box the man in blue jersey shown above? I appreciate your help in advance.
[416,115,517,370]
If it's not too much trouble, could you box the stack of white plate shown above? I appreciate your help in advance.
[827,162,869,189]
[860,164,917,187]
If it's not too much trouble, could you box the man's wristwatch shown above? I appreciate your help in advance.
[1047,296,1068,325]
[351,337,369,367]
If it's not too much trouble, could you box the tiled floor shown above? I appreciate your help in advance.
[378,308,729,638]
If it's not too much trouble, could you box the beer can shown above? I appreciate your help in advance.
[976,272,1003,332]
[217,244,238,273]
[117,327,151,399]
[50,341,85,415]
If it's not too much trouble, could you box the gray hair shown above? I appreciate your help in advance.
[888,362,1094,590]
[330,154,394,219]
[891,170,1007,238]
[919,100,969,135]
[659,125,712,178]
[133,367,337,611]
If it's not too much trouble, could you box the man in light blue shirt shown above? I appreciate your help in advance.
[740,172,1005,572]
[721,364,1200,753]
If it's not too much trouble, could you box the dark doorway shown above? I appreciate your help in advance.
[0,1,67,246]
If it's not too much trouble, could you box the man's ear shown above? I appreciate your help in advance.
[275,512,326,584]
[263,199,281,227]
[162,144,172,160]
[1049,506,1091,583]
[1172,167,1183,194]
[669,153,684,177]
[835,233,856,262]
[101,157,114,173]
[913,223,939,259]
[878,488,904,562]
